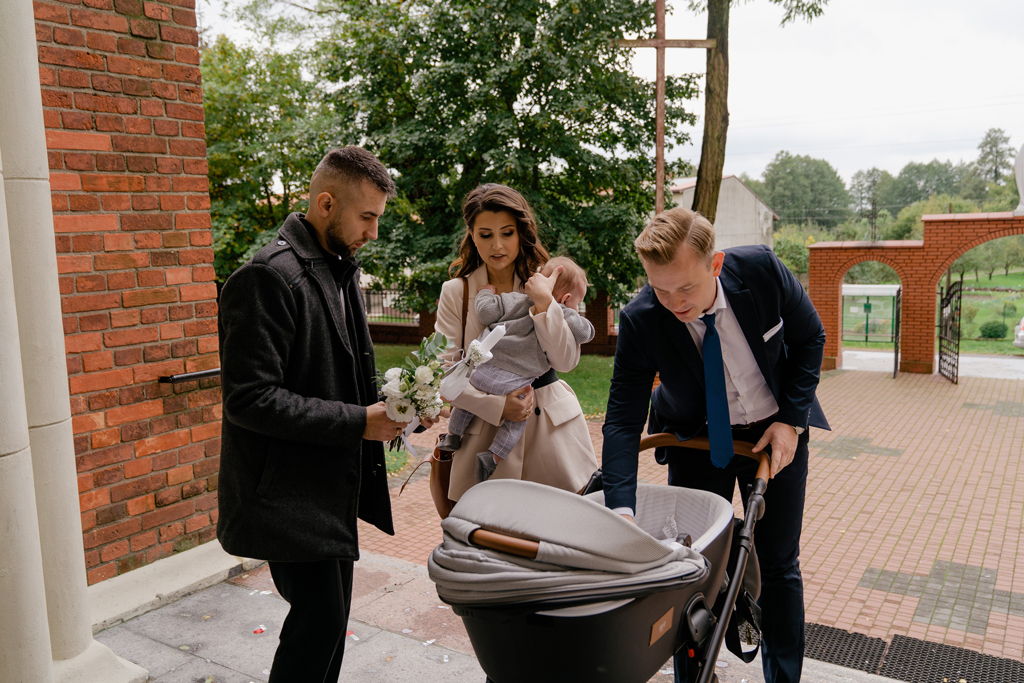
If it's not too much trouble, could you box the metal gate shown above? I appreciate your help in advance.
[937,280,962,384]
[892,287,902,379]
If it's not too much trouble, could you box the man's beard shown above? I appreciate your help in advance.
[325,219,356,258]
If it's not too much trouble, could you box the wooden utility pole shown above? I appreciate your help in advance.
[618,0,714,213]
[692,0,729,222]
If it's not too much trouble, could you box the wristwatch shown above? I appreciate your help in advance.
[791,424,805,435]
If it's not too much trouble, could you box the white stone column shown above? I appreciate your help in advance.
[0,146,55,683]
[0,1,145,681]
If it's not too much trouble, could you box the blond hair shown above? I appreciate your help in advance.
[542,256,587,300]
[634,207,716,265]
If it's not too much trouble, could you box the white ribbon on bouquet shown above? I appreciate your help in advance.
[398,416,423,461]
[439,324,506,401]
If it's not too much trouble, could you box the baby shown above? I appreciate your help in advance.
[439,256,595,479]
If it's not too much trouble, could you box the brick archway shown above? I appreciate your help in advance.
[808,212,1024,374]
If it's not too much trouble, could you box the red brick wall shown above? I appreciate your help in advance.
[808,214,1024,374]
[34,0,220,584]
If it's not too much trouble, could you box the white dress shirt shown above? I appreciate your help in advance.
[684,278,778,427]
[614,280,783,519]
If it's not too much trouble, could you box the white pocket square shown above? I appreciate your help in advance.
[763,319,783,342]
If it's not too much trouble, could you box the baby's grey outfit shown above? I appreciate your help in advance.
[448,290,595,459]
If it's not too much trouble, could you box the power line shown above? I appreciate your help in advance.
[730,96,1024,130]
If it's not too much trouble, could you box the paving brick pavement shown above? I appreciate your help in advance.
[358,368,1024,664]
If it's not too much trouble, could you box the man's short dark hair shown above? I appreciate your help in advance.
[316,146,396,198]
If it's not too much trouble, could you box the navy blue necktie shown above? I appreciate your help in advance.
[701,312,733,468]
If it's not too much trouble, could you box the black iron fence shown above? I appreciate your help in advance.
[361,288,419,325]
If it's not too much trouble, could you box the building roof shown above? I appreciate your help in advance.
[670,175,778,220]
[842,284,901,297]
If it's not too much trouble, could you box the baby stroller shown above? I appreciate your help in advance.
[427,434,769,683]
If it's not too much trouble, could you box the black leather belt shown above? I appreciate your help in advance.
[532,368,558,390]
[731,416,775,433]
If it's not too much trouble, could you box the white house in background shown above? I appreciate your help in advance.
[671,175,777,250]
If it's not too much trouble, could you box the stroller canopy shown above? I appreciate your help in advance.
[429,480,726,606]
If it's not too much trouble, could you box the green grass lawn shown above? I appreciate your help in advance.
[561,354,614,418]
[384,448,409,475]
[844,338,1024,356]
[958,268,1024,289]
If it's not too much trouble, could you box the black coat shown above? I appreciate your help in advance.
[602,245,830,511]
[217,213,393,562]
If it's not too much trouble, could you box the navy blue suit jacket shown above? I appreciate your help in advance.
[601,245,830,511]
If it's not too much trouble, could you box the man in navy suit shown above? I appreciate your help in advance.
[602,207,829,683]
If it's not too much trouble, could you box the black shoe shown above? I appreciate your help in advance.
[477,452,497,481]
[437,433,462,453]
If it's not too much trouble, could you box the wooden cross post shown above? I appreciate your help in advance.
[618,0,715,212]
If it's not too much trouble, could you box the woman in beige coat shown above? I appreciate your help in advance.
[435,184,598,501]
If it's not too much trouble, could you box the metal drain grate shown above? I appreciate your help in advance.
[805,623,887,673]
[878,634,1024,683]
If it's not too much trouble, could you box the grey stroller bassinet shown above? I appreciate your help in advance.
[428,478,737,683]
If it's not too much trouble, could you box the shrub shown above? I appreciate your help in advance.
[979,321,1008,339]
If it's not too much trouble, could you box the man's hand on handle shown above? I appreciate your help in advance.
[753,421,799,478]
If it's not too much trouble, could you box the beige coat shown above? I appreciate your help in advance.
[435,267,598,500]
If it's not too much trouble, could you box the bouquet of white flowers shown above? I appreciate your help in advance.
[378,332,447,452]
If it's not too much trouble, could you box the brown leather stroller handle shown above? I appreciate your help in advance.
[469,528,540,560]
[467,434,771,559]
[638,433,771,482]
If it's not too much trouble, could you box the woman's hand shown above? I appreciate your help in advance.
[501,385,535,422]
[525,266,562,313]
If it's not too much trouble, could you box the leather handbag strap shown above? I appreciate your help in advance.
[460,276,469,349]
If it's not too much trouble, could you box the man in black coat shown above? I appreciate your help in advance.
[218,146,410,682]
[602,207,829,683]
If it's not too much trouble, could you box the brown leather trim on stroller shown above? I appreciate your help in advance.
[467,435,769,558]
[468,528,541,559]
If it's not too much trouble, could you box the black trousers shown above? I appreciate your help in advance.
[668,424,810,683]
[268,558,354,683]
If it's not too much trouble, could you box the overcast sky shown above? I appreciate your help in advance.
[637,0,1024,182]
[198,0,1024,184]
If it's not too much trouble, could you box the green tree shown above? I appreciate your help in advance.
[850,167,895,239]
[982,177,1021,212]
[771,223,820,278]
[201,35,337,281]
[844,260,898,284]
[952,161,988,203]
[997,236,1024,276]
[884,194,979,241]
[974,240,1002,281]
[951,244,984,281]
[237,0,699,308]
[976,127,1015,183]
[761,151,851,228]
[738,172,766,200]
[877,160,963,214]
[689,0,828,221]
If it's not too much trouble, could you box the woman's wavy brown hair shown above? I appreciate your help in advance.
[449,183,550,285]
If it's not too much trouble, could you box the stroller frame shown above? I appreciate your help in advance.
[460,434,770,683]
